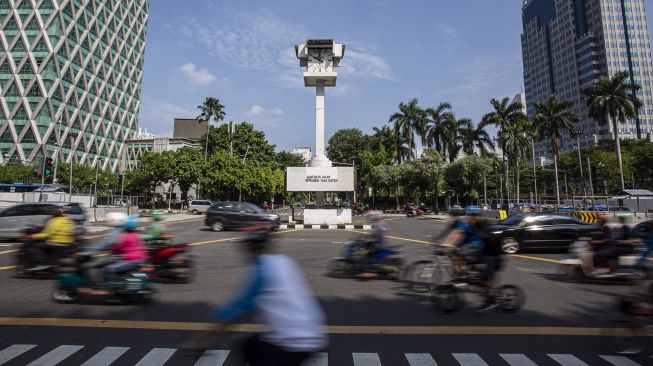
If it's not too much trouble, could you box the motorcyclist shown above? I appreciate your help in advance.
[358,213,387,276]
[146,210,167,240]
[184,225,327,365]
[101,216,147,291]
[594,214,637,273]
[28,206,75,270]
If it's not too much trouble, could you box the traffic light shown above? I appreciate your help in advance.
[44,158,53,177]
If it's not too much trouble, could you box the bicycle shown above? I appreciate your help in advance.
[601,285,653,355]
[404,246,457,292]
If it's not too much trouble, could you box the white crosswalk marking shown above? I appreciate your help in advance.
[193,350,230,366]
[81,347,129,366]
[548,354,589,366]
[452,353,489,366]
[500,354,538,366]
[134,348,177,366]
[353,352,382,366]
[26,345,84,366]
[0,344,36,365]
[599,355,642,366]
[302,352,328,366]
[405,353,438,366]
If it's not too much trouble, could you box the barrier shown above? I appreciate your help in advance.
[570,212,600,224]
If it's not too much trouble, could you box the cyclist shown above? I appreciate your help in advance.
[185,225,327,365]
[103,216,147,289]
[29,206,75,270]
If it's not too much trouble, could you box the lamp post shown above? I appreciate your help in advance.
[587,157,594,196]
[239,145,251,202]
[52,119,65,183]
[576,135,587,196]
[531,138,538,209]
[93,159,101,207]
[67,133,77,201]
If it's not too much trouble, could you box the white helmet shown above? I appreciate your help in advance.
[105,211,128,227]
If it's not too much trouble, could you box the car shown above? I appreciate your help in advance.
[489,214,597,254]
[449,205,464,216]
[0,202,87,239]
[188,200,212,215]
[205,201,280,232]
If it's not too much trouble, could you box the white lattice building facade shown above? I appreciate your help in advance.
[0,0,148,172]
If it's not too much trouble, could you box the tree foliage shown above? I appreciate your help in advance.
[202,122,276,164]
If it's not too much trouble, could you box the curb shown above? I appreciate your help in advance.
[280,224,372,230]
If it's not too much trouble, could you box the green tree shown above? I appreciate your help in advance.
[371,125,406,164]
[135,151,176,208]
[326,128,369,166]
[174,147,205,201]
[197,97,227,160]
[0,164,38,184]
[424,102,452,154]
[460,121,494,156]
[275,151,306,170]
[203,122,276,164]
[500,119,532,203]
[401,149,444,208]
[533,95,580,204]
[389,98,426,161]
[444,155,494,200]
[583,71,642,190]
[440,113,470,163]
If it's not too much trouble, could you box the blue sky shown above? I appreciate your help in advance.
[138,0,653,152]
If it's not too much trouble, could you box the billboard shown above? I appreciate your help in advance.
[286,167,355,192]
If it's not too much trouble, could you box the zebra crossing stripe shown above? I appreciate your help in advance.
[193,350,230,366]
[134,348,177,366]
[80,347,129,366]
[26,345,84,366]
[548,354,589,366]
[303,352,328,365]
[353,352,382,366]
[405,353,438,366]
[599,355,642,366]
[500,354,538,366]
[0,344,36,365]
[452,353,489,366]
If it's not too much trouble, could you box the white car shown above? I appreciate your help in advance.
[189,200,212,215]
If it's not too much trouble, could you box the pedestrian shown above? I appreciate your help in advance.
[183,225,327,365]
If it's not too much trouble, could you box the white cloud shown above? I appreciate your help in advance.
[340,48,394,81]
[433,22,460,39]
[179,63,217,85]
[244,105,284,118]
[138,97,197,136]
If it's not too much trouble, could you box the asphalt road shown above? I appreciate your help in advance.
[0,216,647,365]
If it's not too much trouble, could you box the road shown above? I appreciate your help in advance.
[0,216,647,365]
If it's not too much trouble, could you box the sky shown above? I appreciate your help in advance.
[138,0,653,152]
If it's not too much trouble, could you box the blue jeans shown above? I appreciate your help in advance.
[104,260,141,284]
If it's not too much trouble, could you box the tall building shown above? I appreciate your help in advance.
[521,0,653,157]
[0,0,149,172]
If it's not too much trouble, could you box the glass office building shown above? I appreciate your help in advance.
[521,0,653,156]
[0,0,148,172]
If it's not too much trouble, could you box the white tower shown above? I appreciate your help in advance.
[295,40,345,167]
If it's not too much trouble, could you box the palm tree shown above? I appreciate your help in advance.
[196,97,226,160]
[389,98,426,161]
[424,102,452,155]
[532,95,580,204]
[372,125,408,164]
[460,121,494,156]
[499,119,532,204]
[440,113,468,163]
[480,97,528,203]
[583,71,642,190]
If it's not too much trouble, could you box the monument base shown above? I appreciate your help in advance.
[304,208,352,225]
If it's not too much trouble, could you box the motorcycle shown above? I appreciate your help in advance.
[144,234,195,283]
[558,239,643,282]
[326,240,404,280]
[52,252,156,304]
[405,207,424,218]
[14,227,81,278]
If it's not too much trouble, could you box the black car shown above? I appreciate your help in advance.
[205,201,280,232]
[490,214,597,254]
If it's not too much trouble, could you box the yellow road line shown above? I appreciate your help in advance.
[0,265,16,271]
[0,317,638,336]
[0,249,18,255]
[510,254,561,264]
[346,230,433,245]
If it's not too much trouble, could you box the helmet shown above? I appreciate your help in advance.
[150,210,164,222]
[106,211,128,227]
[464,206,482,216]
[123,216,139,230]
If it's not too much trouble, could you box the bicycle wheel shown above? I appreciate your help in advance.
[406,260,442,292]
[601,319,649,356]
[496,285,525,313]
[431,284,461,313]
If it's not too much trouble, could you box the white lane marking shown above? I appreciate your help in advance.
[134,348,177,366]
[193,350,230,366]
[452,353,489,366]
[302,352,328,365]
[0,344,36,365]
[405,353,438,366]
[599,355,642,366]
[81,347,129,366]
[548,354,589,366]
[353,353,382,366]
[26,345,84,366]
[500,354,538,366]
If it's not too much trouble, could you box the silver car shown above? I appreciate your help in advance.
[0,202,87,239]
[189,200,212,215]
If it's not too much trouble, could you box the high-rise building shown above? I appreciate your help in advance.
[521,0,653,157]
[0,0,149,173]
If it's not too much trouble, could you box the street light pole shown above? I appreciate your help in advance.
[576,136,586,196]
[93,159,100,207]
[52,119,64,183]
[587,157,594,196]
[239,145,251,202]
[531,139,538,209]
[68,134,77,202]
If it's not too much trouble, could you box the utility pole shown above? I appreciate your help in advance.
[576,136,586,196]
[587,157,594,196]
[531,140,538,210]
[93,159,100,207]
